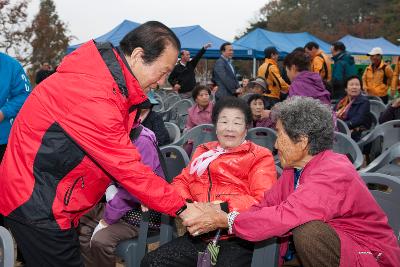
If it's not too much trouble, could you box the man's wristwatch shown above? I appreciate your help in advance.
[175,204,187,216]
[175,199,194,216]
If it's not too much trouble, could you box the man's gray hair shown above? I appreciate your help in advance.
[271,96,334,155]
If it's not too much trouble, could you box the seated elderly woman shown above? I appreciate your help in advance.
[247,94,275,128]
[185,85,213,131]
[142,97,277,267]
[335,75,371,141]
[184,97,400,267]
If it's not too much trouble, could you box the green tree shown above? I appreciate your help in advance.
[0,0,31,65]
[29,0,72,74]
[240,0,399,43]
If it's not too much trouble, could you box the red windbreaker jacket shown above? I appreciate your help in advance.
[0,41,185,230]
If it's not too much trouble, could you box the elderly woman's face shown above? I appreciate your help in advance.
[345,78,362,98]
[216,108,247,149]
[250,99,264,118]
[275,120,308,168]
[195,89,210,107]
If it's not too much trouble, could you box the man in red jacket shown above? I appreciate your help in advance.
[0,21,199,266]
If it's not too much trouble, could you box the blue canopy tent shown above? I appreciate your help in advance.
[67,21,253,59]
[171,25,253,59]
[233,28,331,59]
[338,35,400,56]
[66,20,140,54]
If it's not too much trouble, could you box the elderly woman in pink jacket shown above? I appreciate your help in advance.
[184,96,400,267]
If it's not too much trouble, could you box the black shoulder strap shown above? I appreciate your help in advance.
[382,64,389,85]
[264,63,272,80]
[318,54,328,81]
[95,41,129,98]
[265,63,280,88]
[129,125,144,143]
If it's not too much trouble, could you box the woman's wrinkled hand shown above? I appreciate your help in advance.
[182,202,228,236]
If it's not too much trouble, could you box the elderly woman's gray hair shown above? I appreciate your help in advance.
[272,96,334,155]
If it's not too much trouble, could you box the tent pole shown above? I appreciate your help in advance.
[252,58,256,78]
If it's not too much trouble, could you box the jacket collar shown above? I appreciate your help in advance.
[200,140,252,154]
[264,58,277,66]
[94,41,148,112]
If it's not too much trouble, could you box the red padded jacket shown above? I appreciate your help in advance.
[0,41,185,230]
[172,141,277,212]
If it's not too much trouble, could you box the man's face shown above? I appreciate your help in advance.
[304,47,317,57]
[222,45,234,59]
[330,46,339,56]
[42,63,50,70]
[370,55,382,66]
[129,44,178,89]
[181,50,191,63]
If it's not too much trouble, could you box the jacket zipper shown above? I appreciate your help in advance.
[64,176,84,206]
[207,166,212,202]
[215,193,239,197]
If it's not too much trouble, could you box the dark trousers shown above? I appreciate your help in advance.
[141,233,254,267]
[0,144,6,227]
[79,203,138,267]
[0,143,6,163]
[5,217,84,267]
[282,220,341,267]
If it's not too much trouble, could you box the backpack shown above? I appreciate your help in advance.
[264,63,283,93]
[317,54,333,94]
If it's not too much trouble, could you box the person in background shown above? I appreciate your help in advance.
[247,94,274,128]
[185,85,213,131]
[335,76,371,141]
[142,97,277,267]
[379,98,400,123]
[239,76,251,96]
[0,52,31,162]
[248,77,270,107]
[257,46,289,108]
[330,41,357,100]
[140,90,170,146]
[35,62,54,85]
[362,47,393,104]
[0,51,31,235]
[212,42,241,100]
[183,96,400,267]
[304,42,332,85]
[283,50,331,106]
[391,57,399,96]
[168,43,212,98]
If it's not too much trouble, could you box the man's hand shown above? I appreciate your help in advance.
[0,111,4,123]
[203,43,212,49]
[183,203,228,236]
[235,88,243,94]
[178,202,204,221]
[261,109,271,119]
[173,84,181,91]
